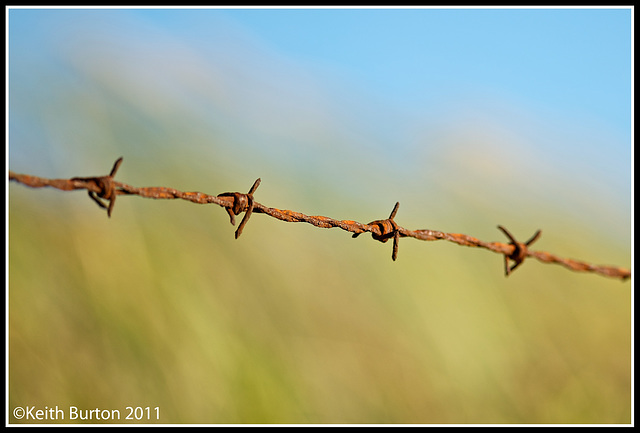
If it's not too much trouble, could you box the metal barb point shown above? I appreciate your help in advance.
[497,225,542,276]
[79,157,123,218]
[216,178,262,239]
[217,178,261,234]
[353,202,401,261]
[235,178,261,239]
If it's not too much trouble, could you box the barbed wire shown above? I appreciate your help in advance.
[8,157,631,281]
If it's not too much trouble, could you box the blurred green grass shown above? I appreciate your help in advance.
[7,9,631,424]
[8,177,631,424]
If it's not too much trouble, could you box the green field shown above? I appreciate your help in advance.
[8,172,631,424]
[8,8,631,424]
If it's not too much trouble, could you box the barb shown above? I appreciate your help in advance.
[353,201,401,261]
[218,178,261,239]
[8,157,631,281]
[497,225,542,276]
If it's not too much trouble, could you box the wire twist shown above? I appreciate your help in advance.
[497,225,542,276]
[353,202,401,261]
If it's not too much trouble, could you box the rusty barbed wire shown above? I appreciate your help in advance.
[8,157,631,281]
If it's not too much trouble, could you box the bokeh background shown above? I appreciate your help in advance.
[7,7,632,424]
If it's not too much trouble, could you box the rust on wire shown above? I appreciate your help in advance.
[217,178,261,239]
[353,201,401,261]
[70,157,123,217]
[497,225,542,277]
[8,157,631,281]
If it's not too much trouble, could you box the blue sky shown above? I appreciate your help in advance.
[126,7,632,198]
[9,7,632,147]
[130,7,631,139]
[8,7,633,224]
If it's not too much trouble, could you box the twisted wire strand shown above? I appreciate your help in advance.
[8,158,631,281]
